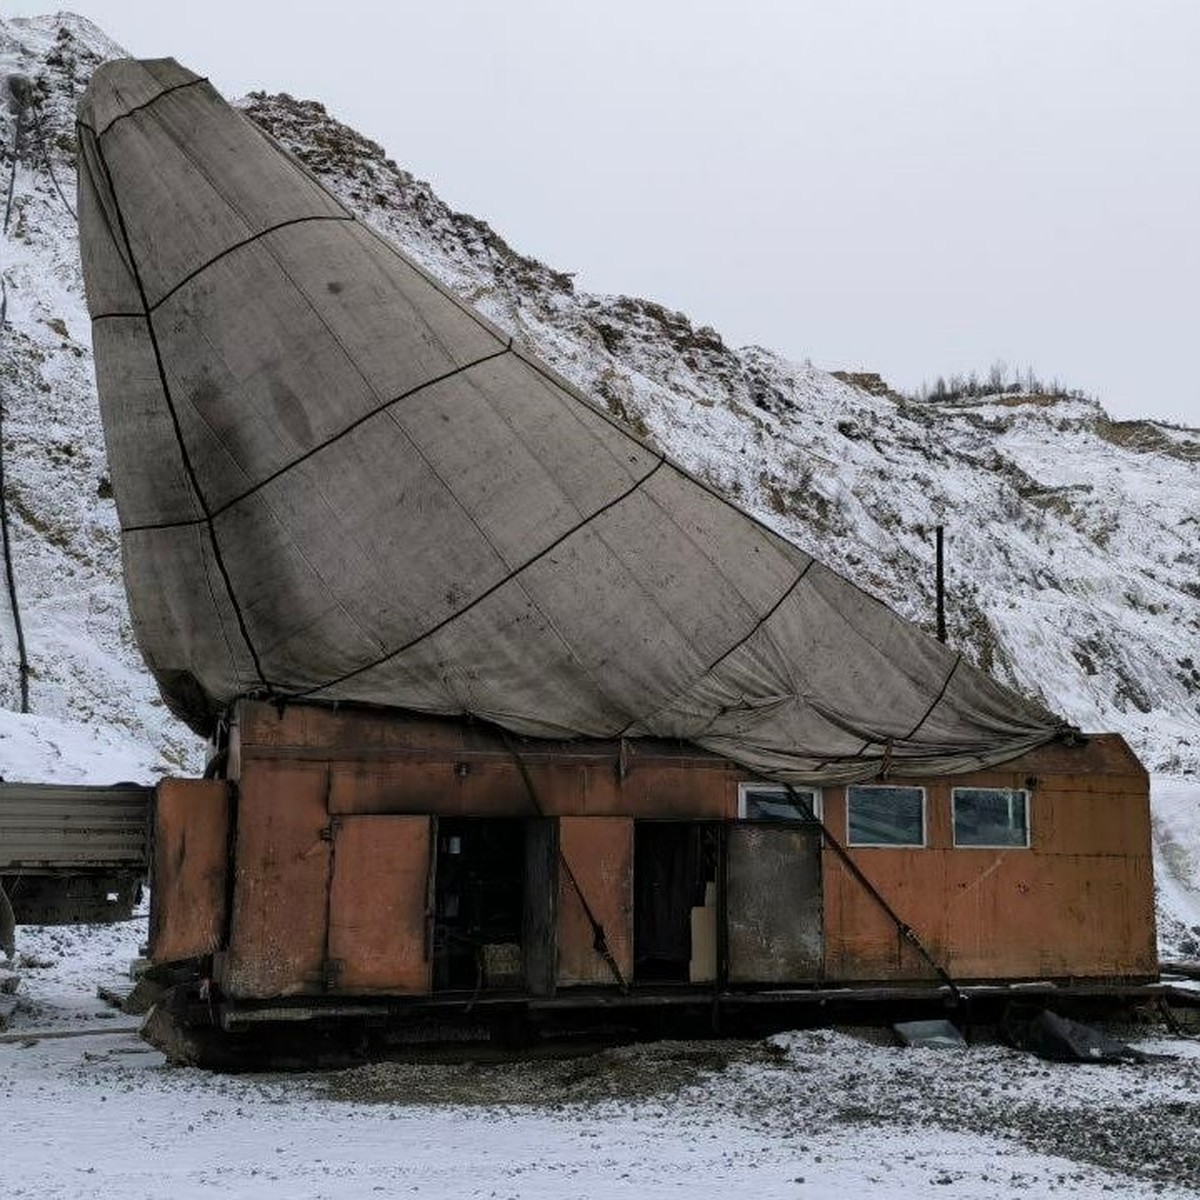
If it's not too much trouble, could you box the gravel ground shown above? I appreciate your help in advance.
[319,1026,1200,1192]
[7,915,1200,1197]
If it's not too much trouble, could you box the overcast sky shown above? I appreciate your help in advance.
[12,1,1200,425]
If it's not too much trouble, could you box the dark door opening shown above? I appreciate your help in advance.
[633,822,720,984]
[432,818,557,994]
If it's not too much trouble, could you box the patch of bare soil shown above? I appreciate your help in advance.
[322,1038,779,1107]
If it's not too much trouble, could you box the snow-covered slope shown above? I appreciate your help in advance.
[0,15,1196,940]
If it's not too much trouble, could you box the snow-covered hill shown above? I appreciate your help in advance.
[0,14,1196,945]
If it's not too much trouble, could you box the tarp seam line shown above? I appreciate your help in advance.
[515,343,835,573]
[139,214,355,313]
[614,558,817,737]
[372,382,620,716]
[88,128,271,692]
[118,343,515,535]
[903,654,963,742]
[248,129,894,647]
[352,218,515,354]
[515,345,1012,710]
[190,521,242,685]
[93,76,210,139]
[289,455,668,698]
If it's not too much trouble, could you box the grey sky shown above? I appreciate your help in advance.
[11,1,1200,425]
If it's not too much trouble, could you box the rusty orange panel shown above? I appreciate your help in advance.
[823,843,1157,983]
[218,762,330,1000]
[329,759,737,819]
[233,699,728,764]
[150,778,230,964]
[940,851,1158,978]
[329,761,545,817]
[328,815,433,993]
[557,817,633,986]
[962,733,1146,781]
[1027,789,1150,855]
[821,846,948,981]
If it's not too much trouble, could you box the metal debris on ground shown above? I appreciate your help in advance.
[1006,1008,1173,1064]
[893,1018,967,1049]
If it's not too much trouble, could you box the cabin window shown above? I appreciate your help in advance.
[953,787,1030,848]
[738,783,821,822]
[846,785,925,847]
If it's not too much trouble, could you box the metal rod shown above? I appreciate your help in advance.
[935,524,946,644]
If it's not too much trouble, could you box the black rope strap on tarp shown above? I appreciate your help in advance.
[91,213,357,321]
[616,557,818,738]
[502,731,629,993]
[785,783,963,1003]
[120,342,514,535]
[291,455,668,700]
[86,75,210,140]
[902,654,963,743]
[85,126,273,694]
[1,93,31,713]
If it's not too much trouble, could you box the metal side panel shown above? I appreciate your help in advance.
[0,783,151,871]
[726,823,823,984]
[523,817,559,997]
[328,815,433,994]
[150,779,231,964]
[219,762,330,1000]
[557,816,633,987]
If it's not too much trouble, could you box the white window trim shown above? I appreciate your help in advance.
[737,782,822,821]
[951,787,1031,850]
[845,784,927,848]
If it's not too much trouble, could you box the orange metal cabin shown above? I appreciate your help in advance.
[151,699,1156,1018]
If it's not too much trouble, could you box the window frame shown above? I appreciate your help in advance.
[737,782,822,823]
[845,784,927,848]
[951,786,1031,850]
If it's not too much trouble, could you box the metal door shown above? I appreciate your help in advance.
[726,824,822,983]
[328,814,435,993]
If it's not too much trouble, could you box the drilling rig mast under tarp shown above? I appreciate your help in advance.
[76,58,1067,784]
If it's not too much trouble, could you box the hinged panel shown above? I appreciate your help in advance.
[726,824,822,983]
[219,763,330,999]
[328,814,433,994]
[150,778,231,963]
[557,816,633,986]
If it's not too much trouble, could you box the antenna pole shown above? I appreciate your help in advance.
[935,524,946,644]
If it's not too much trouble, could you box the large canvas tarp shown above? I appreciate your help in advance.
[76,59,1068,783]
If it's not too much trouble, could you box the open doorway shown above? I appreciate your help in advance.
[432,818,556,994]
[633,822,720,984]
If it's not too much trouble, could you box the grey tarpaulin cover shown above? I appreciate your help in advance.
[76,59,1068,783]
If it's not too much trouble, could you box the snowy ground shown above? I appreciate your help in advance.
[4,915,1200,1199]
